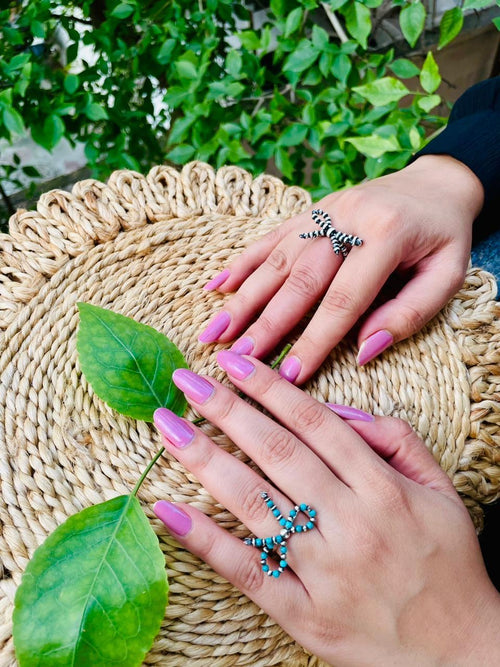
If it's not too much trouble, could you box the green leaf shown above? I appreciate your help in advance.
[225,50,242,77]
[2,106,25,137]
[390,58,420,78]
[331,53,352,84]
[239,30,261,50]
[345,134,400,158]
[493,16,500,31]
[111,3,135,19]
[353,77,410,106]
[438,7,464,49]
[85,103,109,121]
[77,303,188,421]
[275,146,294,179]
[278,123,309,146]
[13,494,168,667]
[326,0,349,9]
[343,2,372,49]
[419,51,441,94]
[285,7,303,37]
[463,0,492,9]
[175,60,198,80]
[157,39,176,65]
[283,41,319,72]
[30,20,46,39]
[31,115,65,151]
[64,73,80,95]
[417,93,441,112]
[399,1,426,48]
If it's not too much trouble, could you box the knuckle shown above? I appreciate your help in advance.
[265,248,291,275]
[233,552,266,594]
[397,302,427,336]
[238,482,272,523]
[447,266,466,292]
[286,265,324,297]
[256,312,279,337]
[293,399,329,433]
[261,429,299,468]
[211,392,238,425]
[321,287,359,318]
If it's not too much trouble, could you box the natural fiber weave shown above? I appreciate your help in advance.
[1,161,499,666]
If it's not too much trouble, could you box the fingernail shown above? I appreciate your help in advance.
[203,269,230,291]
[326,404,374,422]
[198,311,231,343]
[154,500,192,536]
[357,330,393,366]
[231,336,254,355]
[154,407,195,448]
[217,350,255,380]
[172,368,214,403]
[279,355,301,383]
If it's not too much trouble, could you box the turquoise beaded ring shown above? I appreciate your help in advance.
[244,492,317,579]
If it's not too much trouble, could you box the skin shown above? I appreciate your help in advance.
[202,155,485,383]
[155,356,500,666]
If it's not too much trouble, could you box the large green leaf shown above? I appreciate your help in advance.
[77,303,187,421]
[399,1,426,48]
[353,77,410,106]
[343,2,372,48]
[13,494,168,667]
[438,7,464,49]
[419,52,441,94]
[346,134,400,158]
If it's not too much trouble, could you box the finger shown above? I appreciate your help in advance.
[279,242,397,383]
[153,500,306,597]
[153,407,304,551]
[357,253,468,365]
[199,232,310,346]
[339,415,458,499]
[169,368,340,507]
[215,213,308,293]
[213,352,387,491]
[232,237,342,359]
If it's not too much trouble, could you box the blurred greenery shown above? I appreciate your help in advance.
[0,0,498,230]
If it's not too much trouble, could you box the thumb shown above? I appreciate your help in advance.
[357,255,466,365]
[343,415,457,498]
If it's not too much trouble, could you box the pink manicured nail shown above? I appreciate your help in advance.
[231,336,254,355]
[203,269,230,291]
[217,350,255,380]
[154,500,192,536]
[198,311,231,343]
[154,408,195,447]
[172,368,214,403]
[357,330,394,366]
[326,404,374,422]
[279,355,301,383]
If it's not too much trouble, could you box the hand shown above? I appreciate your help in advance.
[153,352,500,666]
[199,155,484,383]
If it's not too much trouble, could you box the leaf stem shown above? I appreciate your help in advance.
[132,447,165,496]
[271,343,292,370]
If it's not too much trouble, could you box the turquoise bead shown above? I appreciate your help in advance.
[279,518,286,526]
[295,525,303,533]
[285,521,292,529]
[276,535,283,543]
[280,546,287,553]
[262,564,269,572]
[309,509,317,517]
[306,521,314,530]
[256,538,262,547]
[273,508,280,517]
[266,499,273,507]
[272,571,280,578]
[260,552,267,559]
[299,503,307,511]
[279,560,287,568]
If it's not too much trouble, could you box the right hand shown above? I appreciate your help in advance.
[200,155,484,383]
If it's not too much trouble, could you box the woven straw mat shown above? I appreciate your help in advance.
[1,161,500,667]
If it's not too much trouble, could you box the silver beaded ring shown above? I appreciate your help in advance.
[244,492,317,579]
[299,208,363,257]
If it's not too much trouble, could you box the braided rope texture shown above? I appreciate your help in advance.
[0,161,499,666]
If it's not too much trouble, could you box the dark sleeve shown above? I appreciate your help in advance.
[413,77,500,240]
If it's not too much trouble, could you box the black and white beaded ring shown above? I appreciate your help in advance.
[299,208,363,258]
[244,492,317,579]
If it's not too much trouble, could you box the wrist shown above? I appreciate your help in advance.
[408,154,485,220]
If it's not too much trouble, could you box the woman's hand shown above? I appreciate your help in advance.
[153,352,500,666]
[199,155,484,383]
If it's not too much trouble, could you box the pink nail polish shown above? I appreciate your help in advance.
[154,408,195,447]
[231,336,254,355]
[198,311,231,343]
[357,330,394,366]
[326,404,374,422]
[203,269,230,291]
[217,350,255,380]
[154,500,192,536]
[172,368,214,404]
[279,355,301,383]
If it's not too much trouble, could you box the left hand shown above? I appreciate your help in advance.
[153,353,500,666]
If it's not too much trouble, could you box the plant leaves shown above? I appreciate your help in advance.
[343,2,372,49]
[13,494,168,667]
[77,303,188,421]
[419,51,441,94]
[463,0,492,9]
[389,58,420,79]
[353,77,410,106]
[345,134,400,158]
[417,94,441,112]
[438,7,464,49]
[399,1,426,48]
[2,106,25,136]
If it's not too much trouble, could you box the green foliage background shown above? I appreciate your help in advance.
[0,0,498,225]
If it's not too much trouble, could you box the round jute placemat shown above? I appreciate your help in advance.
[1,161,500,666]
